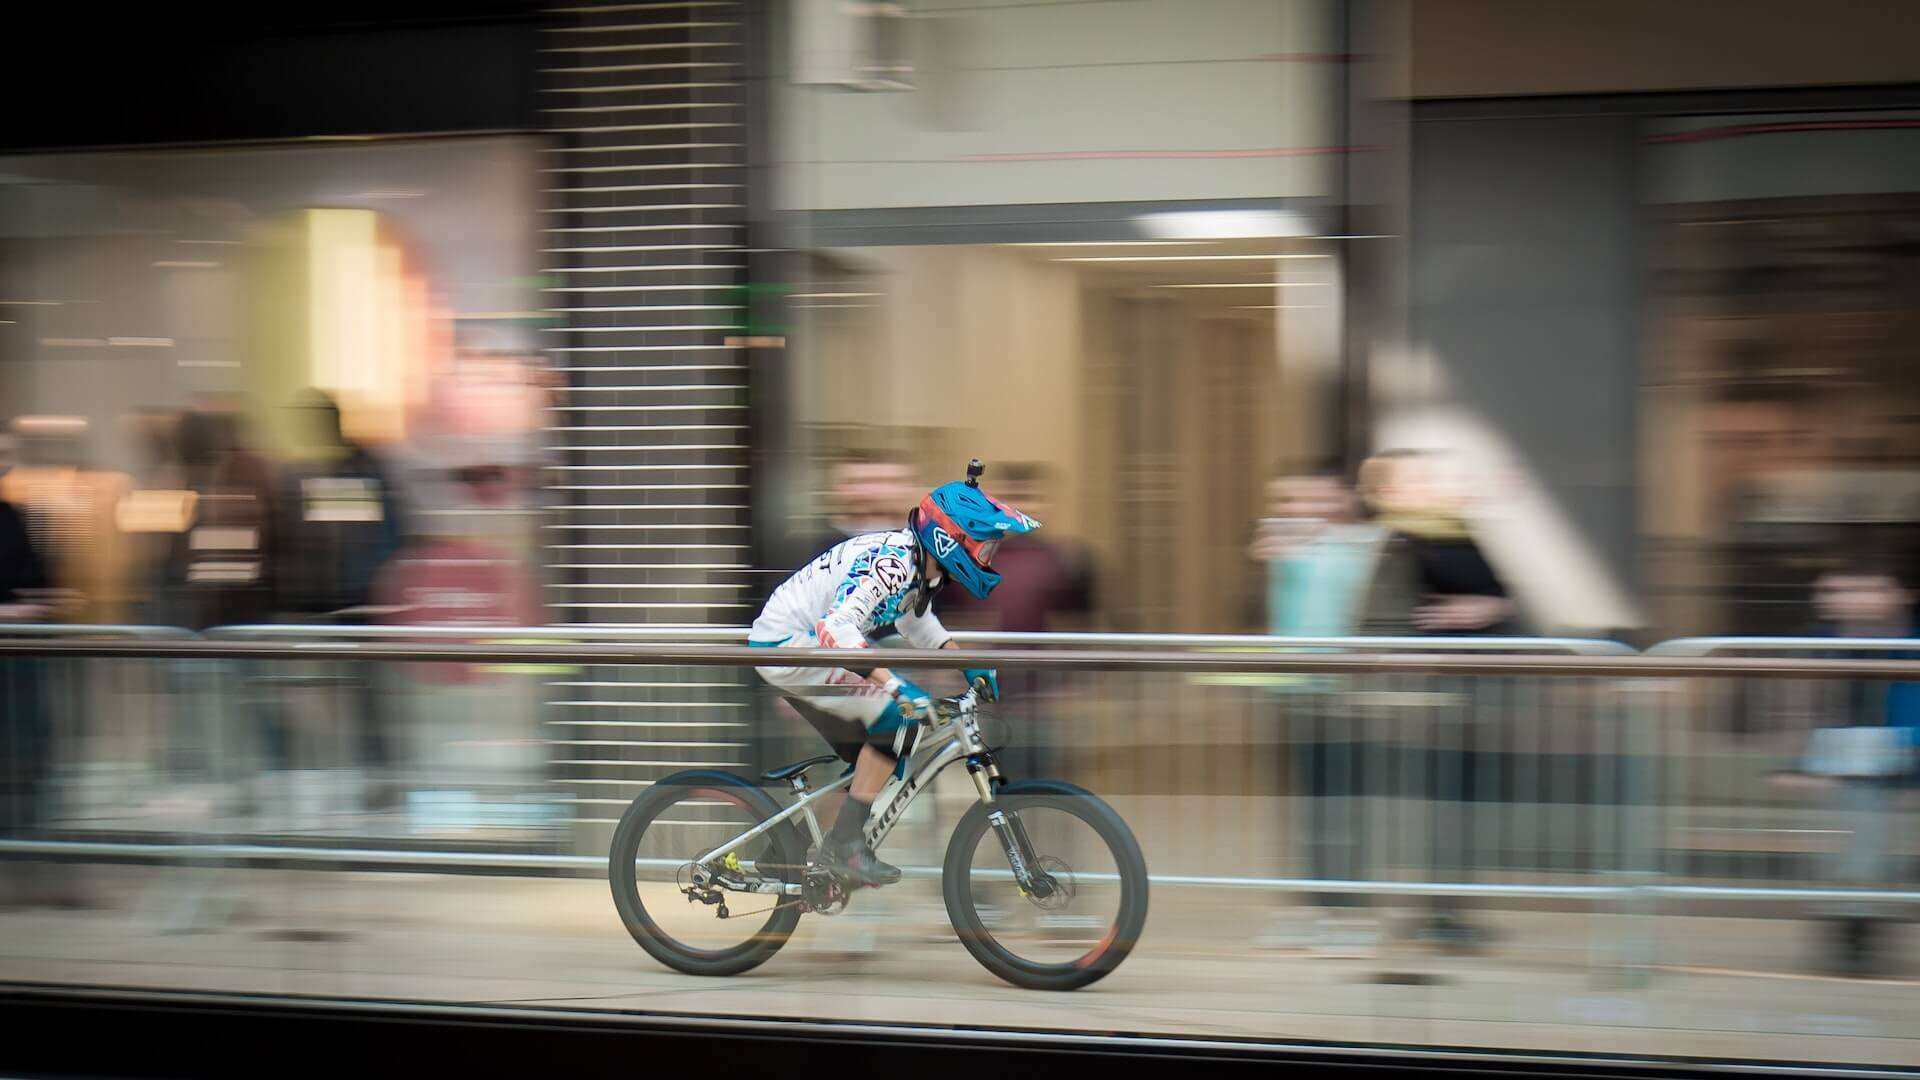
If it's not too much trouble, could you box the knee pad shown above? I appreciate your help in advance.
[867,702,921,774]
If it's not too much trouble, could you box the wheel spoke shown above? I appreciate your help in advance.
[610,780,805,973]
[956,796,1135,974]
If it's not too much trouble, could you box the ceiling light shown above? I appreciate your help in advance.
[1055,254,1329,263]
[1005,241,1211,248]
[1136,209,1312,240]
[13,415,87,434]
[1152,282,1326,289]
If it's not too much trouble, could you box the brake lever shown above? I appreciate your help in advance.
[932,688,978,723]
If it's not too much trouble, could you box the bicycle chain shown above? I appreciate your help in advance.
[716,896,808,920]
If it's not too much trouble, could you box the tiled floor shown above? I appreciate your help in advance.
[1,865,1914,1067]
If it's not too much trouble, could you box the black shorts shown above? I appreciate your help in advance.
[781,695,867,764]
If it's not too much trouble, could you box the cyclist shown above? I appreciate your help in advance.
[749,462,1039,888]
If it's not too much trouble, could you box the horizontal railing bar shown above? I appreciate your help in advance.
[195,624,1631,653]
[0,624,196,638]
[0,839,604,871]
[1648,637,1920,656]
[3,637,1920,678]
[3,840,1914,904]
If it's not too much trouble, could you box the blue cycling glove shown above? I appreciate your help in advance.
[963,668,1000,702]
[883,675,933,721]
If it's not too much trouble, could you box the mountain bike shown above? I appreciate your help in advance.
[609,685,1149,990]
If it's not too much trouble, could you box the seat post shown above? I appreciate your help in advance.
[791,774,827,849]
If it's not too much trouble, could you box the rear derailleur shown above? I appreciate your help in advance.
[682,859,749,919]
[682,883,732,920]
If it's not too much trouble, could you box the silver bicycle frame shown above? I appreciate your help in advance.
[690,696,991,876]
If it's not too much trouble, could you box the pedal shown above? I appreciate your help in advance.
[802,866,850,915]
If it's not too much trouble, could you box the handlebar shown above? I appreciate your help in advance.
[932,686,979,722]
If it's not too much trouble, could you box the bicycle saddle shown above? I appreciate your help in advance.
[761,754,841,782]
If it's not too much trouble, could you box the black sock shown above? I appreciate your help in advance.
[830,795,872,848]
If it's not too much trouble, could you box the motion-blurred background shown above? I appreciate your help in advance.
[6,1,1920,1065]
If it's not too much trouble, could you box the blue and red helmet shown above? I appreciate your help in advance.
[911,461,1041,600]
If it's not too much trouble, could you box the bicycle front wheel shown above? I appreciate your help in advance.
[942,779,1148,990]
[609,771,805,977]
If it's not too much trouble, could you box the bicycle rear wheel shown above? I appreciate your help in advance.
[609,771,805,977]
[942,779,1148,991]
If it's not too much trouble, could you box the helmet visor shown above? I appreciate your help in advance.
[971,538,1001,567]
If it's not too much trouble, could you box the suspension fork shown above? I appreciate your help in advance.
[970,753,1049,895]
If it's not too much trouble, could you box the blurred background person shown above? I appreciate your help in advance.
[372,451,544,835]
[0,436,52,616]
[1775,558,1920,976]
[354,330,552,838]
[1700,351,1838,637]
[1358,449,1519,638]
[117,409,192,628]
[1246,460,1387,956]
[1,417,128,831]
[273,389,410,813]
[107,409,194,818]
[798,449,921,564]
[0,437,67,909]
[174,405,277,631]
[171,403,289,821]
[0,417,121,624]
[274,389,409,624]
[1357,448,1518,954]
[0,445,51,623]
[777,449,926,955]
[1252,461,1387,639]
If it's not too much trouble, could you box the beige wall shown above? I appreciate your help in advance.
[779,0,1341,210]
[795,245,1087,538]
[791,247,1307,631]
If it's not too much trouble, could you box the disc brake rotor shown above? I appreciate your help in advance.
[1026,855,1076,911]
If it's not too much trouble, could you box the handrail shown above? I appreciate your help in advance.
[204,623,1636,654]
[9,623,1913,663]
[1647,636,1920,657]
[3,837,1916,904]
[205,623,750,642]
[6,627,1920,915]
[0,623,196,639]
[2,636,1919,679]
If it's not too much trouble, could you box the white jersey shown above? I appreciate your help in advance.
[750,529,952,651]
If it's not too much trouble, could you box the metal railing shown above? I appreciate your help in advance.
[1638,636,1920,918]
[2,634,1914,675]
[2,627,1917,948]
[206,622,1638,653]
